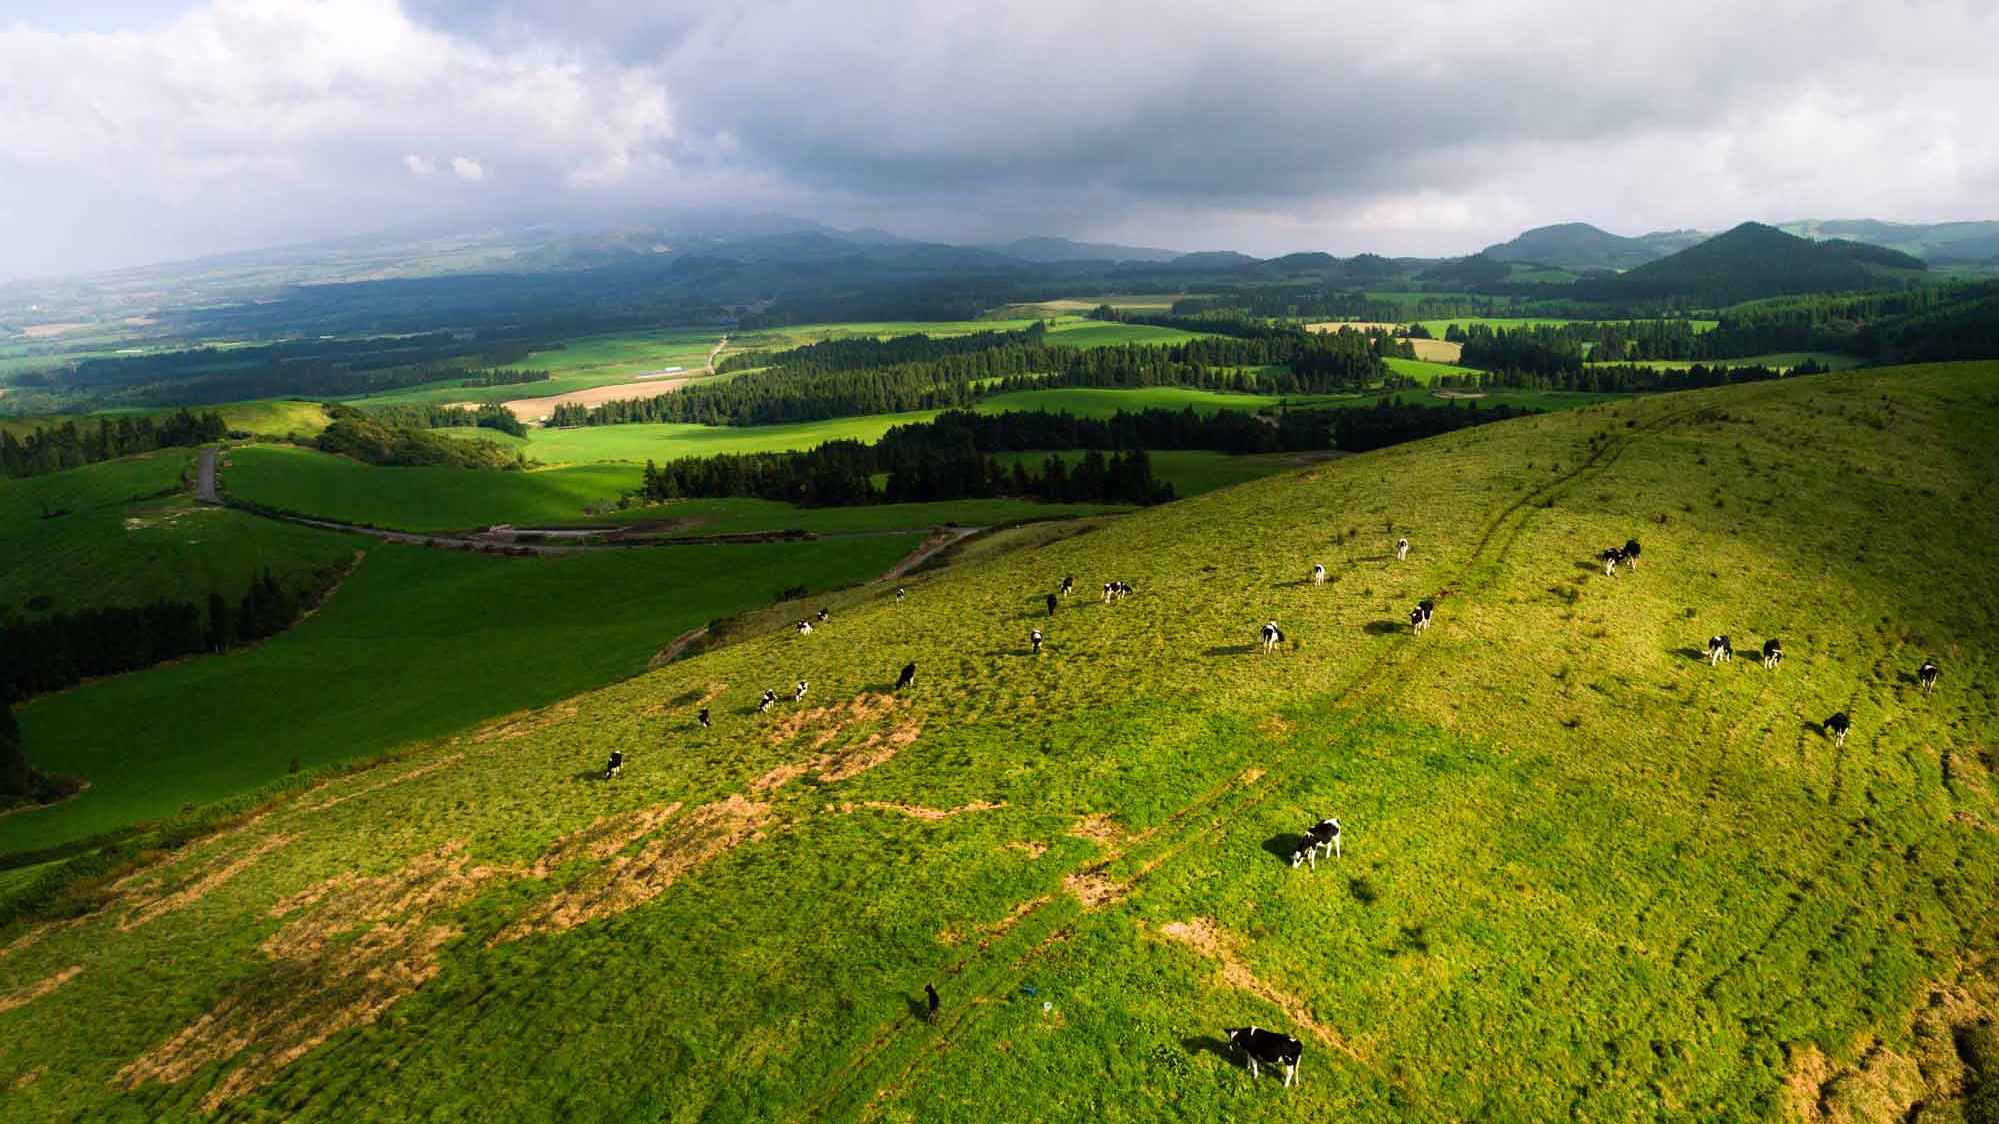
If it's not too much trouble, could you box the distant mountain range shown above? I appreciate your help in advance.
[1581,222,1929,305]
[1484,219,1999,274]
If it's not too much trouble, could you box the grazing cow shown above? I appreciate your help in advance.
[817,607,830,623]
[896,587,907,605]
[925,983,940,1023]
[758,689,777,714]
[602,750,623,781]
[1059,575,1075,598]
[1311,563,1328,586]
[1046,592,1059,618]
[1600,546,1625,577]
[793,680,808,703]
[1409,598,1435,636]
[1707,635,1733,666]
[1395,537,1410,562]
[698,707,711,729]
[1260,620,1285,653]
[1918,660,1940,695]
[1622,539,1642,571]
[1290,817,1341,869]
[1031,628,1044,655]
[796,619,814,635]
[1104,580,1133,603]
[1826,711,1851,748]
[1118,581,1133,600]
[1762,638,1783,670]
[1103,582,1116,604]
[1224,1026,1302,1087]
[896,662,918,691]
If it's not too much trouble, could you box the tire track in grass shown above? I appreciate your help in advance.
[800,409,1699,1119]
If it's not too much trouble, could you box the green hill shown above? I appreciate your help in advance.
[3,362,1997,1120]
[1481,222,1666,271]
[1594,222,1929,304]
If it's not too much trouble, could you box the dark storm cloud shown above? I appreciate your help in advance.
[3,0,1997,277]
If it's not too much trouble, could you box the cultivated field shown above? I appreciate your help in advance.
[4,361,1994,1120]
[0,399,330,440]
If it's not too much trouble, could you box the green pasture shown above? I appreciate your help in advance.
[4,533,922,855]
[221,445,644,531]
[1384,356,1466,383]
[0,398,330,439]
[991,449,1317,497]
[4,363,1995,1119]
[1588,351,1864,372]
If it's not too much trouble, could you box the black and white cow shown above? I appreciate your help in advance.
[1707,635,1733,666]
[1103,582,1116,604]
[698,707,711,729]
[1260,620,1285,653]
[896,661,918,690]
[1224,1026,1302,1087]
[758,689,777,714]
[896,587,907,605]
[796,619,814,635]
[1409,598,1434,636]
[1762,638,1782,670]
[1622,539,1642,571]
[793,680,808,703]
[1826,711,1851,748]
[1031,628,1044,655]
[1600,546,1625,577]
[1311,563,1328,586]
[1046,592,1059,618]
[1290,817,1341,869]
[817,607,830,623]
[1918,660,1940,695]
[1395,537,1410,562]
[1060,575,1075,598]
[602,750,624,781]
[1103,580,1133,603]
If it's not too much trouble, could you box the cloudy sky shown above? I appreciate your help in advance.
[3,0,1996,279]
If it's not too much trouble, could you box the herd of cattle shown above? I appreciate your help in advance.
[588,527,1950,1090]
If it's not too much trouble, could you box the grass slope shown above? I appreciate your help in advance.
[0,452,361,617]
[5,362,1997,1121]
[4,534,922,854]
[0,399,331,440]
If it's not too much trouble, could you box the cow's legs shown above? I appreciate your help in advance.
[1284,1062,1295,1088]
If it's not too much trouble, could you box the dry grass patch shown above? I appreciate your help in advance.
[1158,918,1364,1062]
[815,722,922,783]
[118,834,291,931]
[837,800,1006,820]
[764,692,897,750]
[1067,813,1128,847]
[300,754,464,813]
[529,803,684,877]
[0,965,82,1016]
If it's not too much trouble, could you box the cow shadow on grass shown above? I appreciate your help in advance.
[1575,560,1604,574]
[1362,620,1406,636]
[984,647,1036,659]
[905,994,934,1023]
[1203,643,1259,657]
[1182,1035,1236,1065]
[1672,646,1709,663]
[570,768,606,783]
[1802,718,1828,739]
[1262,833,1303,863]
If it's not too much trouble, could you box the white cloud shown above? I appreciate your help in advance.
[404,154,436,176]
[450,156,483,182]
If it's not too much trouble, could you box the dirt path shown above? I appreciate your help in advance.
[707,335,729,374]
[194,448,220,504]
[881,526,983,580]
[649,626,710,668]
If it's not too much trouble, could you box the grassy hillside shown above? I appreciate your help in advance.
[4,362,1997,1121]
[0,451,360,617]
[0,399,330,440]
[4,534,922,855]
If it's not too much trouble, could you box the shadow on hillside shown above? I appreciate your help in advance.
[1362,620,1406,636]
[1262,833,1303,863]
[1802,719,1827,738]
[570,768,605,783]
[1672,646,1708,662]
[1203,644,1258,657]
[1182,1035,1235,1065]
[1575,560,1602,574]
[985,647,1035,659]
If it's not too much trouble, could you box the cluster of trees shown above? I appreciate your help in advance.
[364,402,527,437]
[1168,287,1540,323]
[1446,319,1720,364]
[1704,281,1999,361]
[717,323,1050,376]
[458,368,552,388]
[1434,361,1812,394]
[314,404,525,468]
[554,330,1388,430]
[0,408,226,479]
[0,568,338,701]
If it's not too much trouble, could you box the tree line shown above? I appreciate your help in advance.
[0,567,343,702]
[458,368,553,388]
[315,404,527,468]
[1432,361,1814,394]
[0,408,226,479]
[363,402,528,438]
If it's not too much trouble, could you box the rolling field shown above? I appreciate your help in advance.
[0,451,361,617]
[222,446,646,530]
[345,327,729,410]
[0,398,330,439]
[4,362,1995,1119]
[3,534,923,856]
[1384,356,1466,383]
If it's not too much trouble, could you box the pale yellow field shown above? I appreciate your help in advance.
[502,377,698,421]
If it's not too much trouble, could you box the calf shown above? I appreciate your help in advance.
[793,680,808,703]
[1762,638,1782,670]
[1030,628,1043,655]
[1707,635,1733,666]
[1224,1026,1302,1087]
[1395,537,1410,562]
[697,707,711,729]
[1600,546,1625,577]
[1059,574,1075,598]
[757,689,777,715]
[896,661,918,691]
[1622,539,1642,571]
[817,607,830,623]
[1260,620,1285,653]
[1918,660,1940,695]
[1290,817,1341,869]
[1409,598,1434,636]
[1826,711,1851,748]
[896,587,907,605]
[1311,563,1328,586]
[1046,592,1059,618]
[796,619,814,635]
[602,750,623,781]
